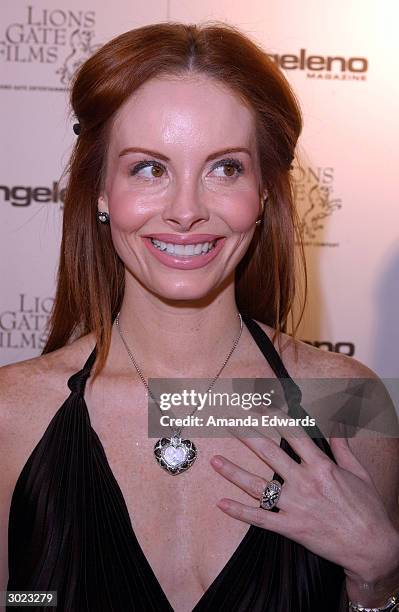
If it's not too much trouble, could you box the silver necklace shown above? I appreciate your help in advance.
[115,311,243,475]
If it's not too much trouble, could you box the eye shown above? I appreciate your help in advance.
[129,160,166,179]
[209,158,244,179]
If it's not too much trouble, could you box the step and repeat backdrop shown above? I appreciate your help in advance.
[1,0,398,376]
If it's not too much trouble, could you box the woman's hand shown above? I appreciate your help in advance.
[210,415,399,607]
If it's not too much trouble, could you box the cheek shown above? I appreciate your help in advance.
[221,192,259,232]
[107,190,154,232]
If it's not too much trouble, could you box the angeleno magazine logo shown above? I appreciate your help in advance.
[0,181,65,208]
[269,49,368,81]
[303,339,355,356]
[0,5,99,88]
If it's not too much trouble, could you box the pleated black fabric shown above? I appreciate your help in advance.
[7,316,346,611]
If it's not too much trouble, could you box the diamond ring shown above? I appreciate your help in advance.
[259,479,283,510]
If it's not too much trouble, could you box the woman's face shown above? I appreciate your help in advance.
[100,73,264,302]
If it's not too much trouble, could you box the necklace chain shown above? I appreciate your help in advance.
[115,311,243,437]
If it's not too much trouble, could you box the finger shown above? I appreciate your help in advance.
[328,436,374,483]
[226,428,296,480]
[258,403,328,465]
[216,497,287,533]
[210,455,270,501]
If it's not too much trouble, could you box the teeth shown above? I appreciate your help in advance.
[174,244,185,255]
[150,239,218,256]
[151,239,168,250]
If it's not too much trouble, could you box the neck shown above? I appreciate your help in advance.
[112,278,243,378]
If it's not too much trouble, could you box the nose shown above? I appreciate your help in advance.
[161,184,210,232]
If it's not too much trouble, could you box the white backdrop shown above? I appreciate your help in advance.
[1,0,398,376]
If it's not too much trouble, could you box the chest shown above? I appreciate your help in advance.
[85,380,280,611]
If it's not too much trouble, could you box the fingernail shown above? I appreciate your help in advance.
[210,456,223,468]
[217,499,230,510]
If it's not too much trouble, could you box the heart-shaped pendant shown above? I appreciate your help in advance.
[154,435,197,475]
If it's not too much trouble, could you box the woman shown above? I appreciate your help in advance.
[1,21,398,612]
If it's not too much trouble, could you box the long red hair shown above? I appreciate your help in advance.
[43,21,306,376]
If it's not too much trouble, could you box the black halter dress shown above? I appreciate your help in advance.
[7,316,346,611]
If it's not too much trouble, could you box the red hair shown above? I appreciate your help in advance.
[43,21,306,376]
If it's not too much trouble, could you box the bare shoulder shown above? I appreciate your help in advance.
[253,319,377,379]
[0,334,95,419]
[0,334,95,477]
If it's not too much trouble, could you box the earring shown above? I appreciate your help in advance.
[255,194,267,226]
[97,211,110,224]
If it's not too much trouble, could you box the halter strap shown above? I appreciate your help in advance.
[67,346,97,395]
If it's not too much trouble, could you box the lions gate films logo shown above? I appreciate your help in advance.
[292,165,342,247]
[0,294,53,351]
[0,5,99,91]
[291,166,354,355]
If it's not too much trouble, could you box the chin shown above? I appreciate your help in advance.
[124,261,233,303]
[138,270,226,303]
[150,282,218,303]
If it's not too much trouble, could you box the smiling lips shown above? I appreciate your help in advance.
[142,233,226,270]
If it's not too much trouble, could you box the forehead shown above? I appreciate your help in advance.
[109,73,257,152]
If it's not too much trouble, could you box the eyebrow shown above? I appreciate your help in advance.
[118,146,252,162]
